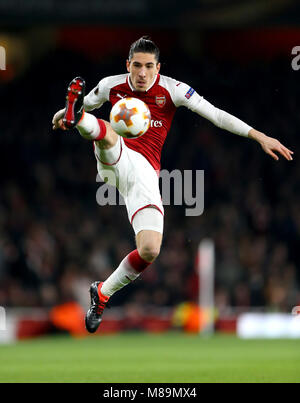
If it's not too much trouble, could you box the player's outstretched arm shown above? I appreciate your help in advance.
[248,128,294,161]
[173,82,294,162]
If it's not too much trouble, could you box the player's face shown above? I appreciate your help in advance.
[127,53,160,92]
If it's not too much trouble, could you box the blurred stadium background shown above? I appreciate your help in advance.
[0,0,300,346]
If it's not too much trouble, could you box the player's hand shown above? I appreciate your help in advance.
[260,136,294,161]
[249,129,294,161]
[52,108,67,130]
[56,119,68,131]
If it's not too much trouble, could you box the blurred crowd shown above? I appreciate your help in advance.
[0,45,299,316]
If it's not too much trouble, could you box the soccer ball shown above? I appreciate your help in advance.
[110,97,151,139]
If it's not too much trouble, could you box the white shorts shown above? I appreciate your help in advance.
[94,137,164,235]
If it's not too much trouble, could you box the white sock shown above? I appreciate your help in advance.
[101,255,141,297]
[76,112,100,140]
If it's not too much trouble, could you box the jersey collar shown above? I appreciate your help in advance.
[127,74,159,93]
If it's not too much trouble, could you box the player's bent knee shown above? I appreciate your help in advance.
[138,243,161,263]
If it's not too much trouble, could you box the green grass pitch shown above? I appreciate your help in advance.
[0,332,299,383]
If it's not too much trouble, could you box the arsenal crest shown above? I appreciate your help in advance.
[155,95,166,108]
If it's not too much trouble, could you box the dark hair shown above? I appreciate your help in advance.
[128,36,160,62]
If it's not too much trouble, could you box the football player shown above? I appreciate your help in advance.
[52,36,293,333]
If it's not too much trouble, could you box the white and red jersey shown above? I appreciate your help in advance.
[84,73,252,171]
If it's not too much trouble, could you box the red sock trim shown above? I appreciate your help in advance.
[97,282,110,301]
[127,249,151,273]
[94,119,107,141]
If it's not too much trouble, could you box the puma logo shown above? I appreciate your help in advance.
[116,93,126,99]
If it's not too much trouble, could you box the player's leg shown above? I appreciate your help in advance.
[99,227,162,297]
[84,132,164,333]
[100,207,163,295]
[85,208,163,333]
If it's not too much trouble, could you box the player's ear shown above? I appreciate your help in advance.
[156,62,161,73]
[126,60,130,72]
